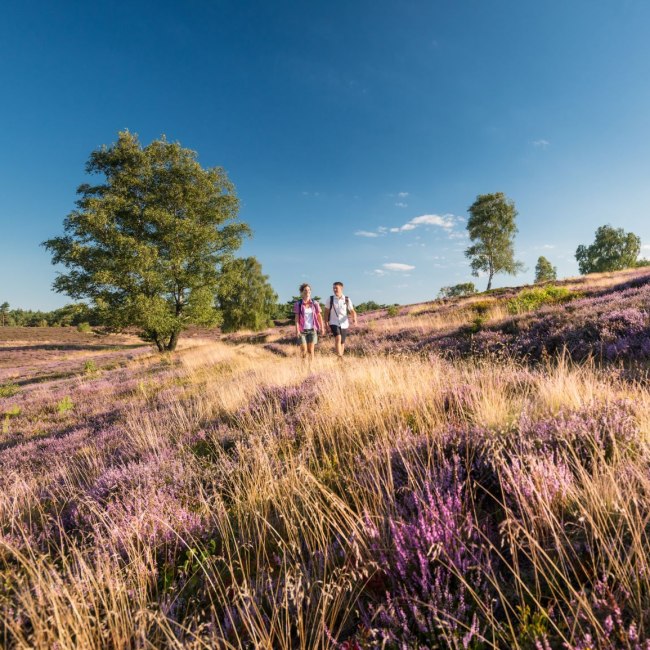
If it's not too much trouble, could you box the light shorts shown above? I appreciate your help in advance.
[298,329,318,345]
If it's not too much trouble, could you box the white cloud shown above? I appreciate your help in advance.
[397,192,409,198]
[533,139,550,149]
[642,244,650,250]
[409,214,454,228]
[370,269,387,276]
[448,232,467,240]
[388,213,455,234]
[360,213,459,239]
[395,202,408,208]
[383,262,415,272]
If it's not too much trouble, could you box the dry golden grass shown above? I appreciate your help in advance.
[3,328,650,648]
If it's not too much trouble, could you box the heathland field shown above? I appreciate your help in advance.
[2,268,650,649]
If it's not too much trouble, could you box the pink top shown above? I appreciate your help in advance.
[293,299,323,332]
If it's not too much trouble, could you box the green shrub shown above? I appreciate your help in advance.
[57,396,74,414]
[507,285,575,314]
[77,322,92,333]
[83,360,98,375]
[0,382,19,398]
[2,405,21,434]
[386,305,400,317]
[471,300,493,316]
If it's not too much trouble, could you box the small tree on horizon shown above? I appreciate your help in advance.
[465,192,524,290]
[534,256,557,283]
[575,225,641,274]
[0,302,8,327]
[43,131,250,352]
[438,282,477,299]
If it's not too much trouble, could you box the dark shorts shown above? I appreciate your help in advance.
[329,324,349,342]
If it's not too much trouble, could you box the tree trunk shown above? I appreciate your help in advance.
[486,273,493,291]
[166,330,180,352]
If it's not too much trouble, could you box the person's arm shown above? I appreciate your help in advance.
[349,300,357,325]
[294,305,300,337]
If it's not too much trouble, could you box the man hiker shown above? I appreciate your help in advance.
[324,281,357,360]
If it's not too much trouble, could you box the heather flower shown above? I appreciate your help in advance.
[363,454,493,648]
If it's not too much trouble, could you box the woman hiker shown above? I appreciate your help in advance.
[293,283,325,365]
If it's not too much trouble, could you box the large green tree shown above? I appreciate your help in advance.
[216,257,278,333]
[465,192,523,290]
[575,225,641,274]
[534,256,557,283]
[43,131,250,351]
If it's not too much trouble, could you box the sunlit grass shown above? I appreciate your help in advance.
[2,272,650,648]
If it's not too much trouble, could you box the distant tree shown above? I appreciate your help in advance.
[465,192,524,290]
[216,257,278,332]
[636,258,650,268]
[534,256,557,283]
[575,225,641,274]
[437,282,477,299]
[0,302,8,326]
[355,300,385,313]
[43,131,250,352]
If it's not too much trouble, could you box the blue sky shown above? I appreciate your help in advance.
[2,0,650,309]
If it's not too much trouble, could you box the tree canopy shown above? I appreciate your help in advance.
[215,257,278,332]
[464,192,523,290]
[575,225,641,274]
[437,282,477,299]
[534,256,557,283]
[43,131,250,351]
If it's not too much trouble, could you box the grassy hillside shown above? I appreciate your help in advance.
[1,268,650,648]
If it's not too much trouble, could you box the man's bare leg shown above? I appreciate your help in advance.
[334,335,343,359]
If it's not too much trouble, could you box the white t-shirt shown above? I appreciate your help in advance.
[328,295,354,328]
[303,305,314,330]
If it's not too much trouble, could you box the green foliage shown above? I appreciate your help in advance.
[76,321,92,333]
[83,360,98,375]
[471,300,492,316]
[575,224,641,274]
[386,305,400,317]
[2,406,20,435]
[0,303,96,327]
[355,300,383,313]
[516,604,550,646]
[507,285,575,314]
[57,396,74,414]
[438,282,477,299]
[0,302,8,327]
[468,300,492,332]
[465,192,524,290]
[0,382,19,398]
[216,257,278,332]
[534,256,557,283]
[43,131,250,352]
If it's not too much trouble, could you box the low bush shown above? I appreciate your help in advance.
[507,285,576,314]
[0,381,19,398]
